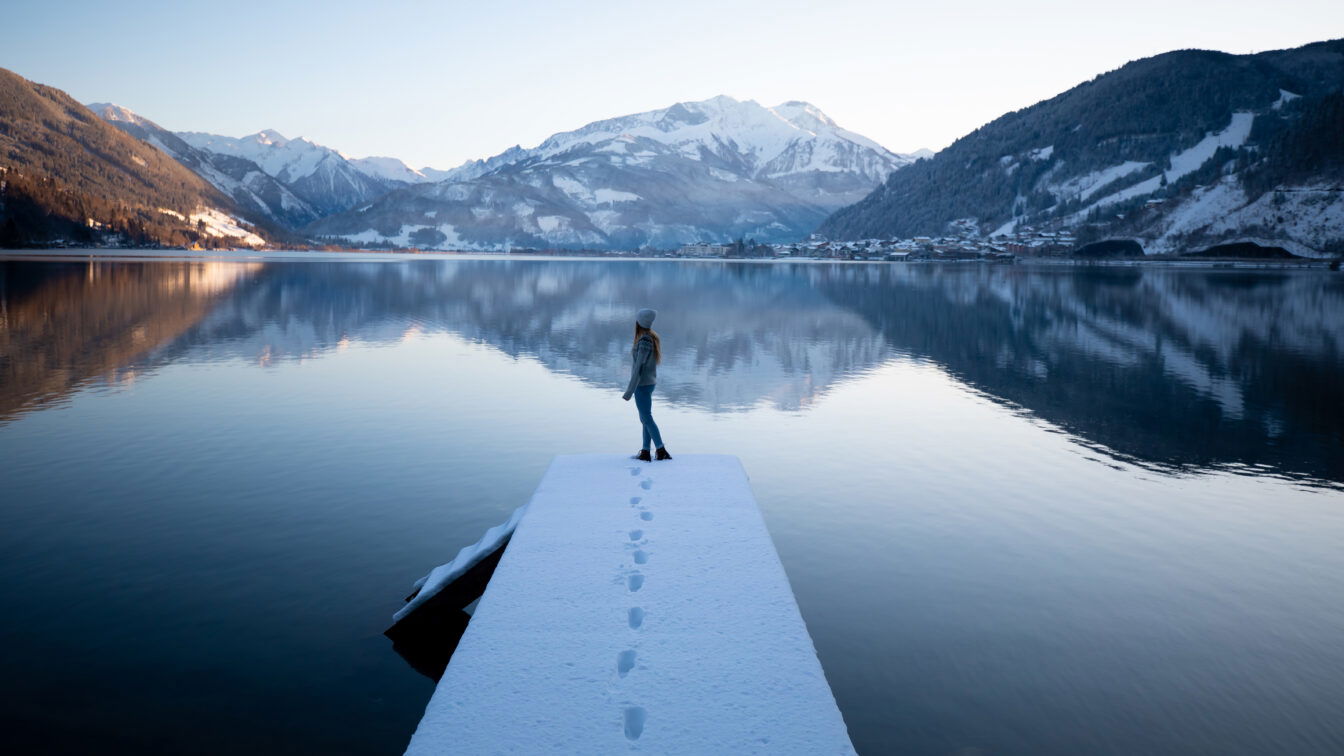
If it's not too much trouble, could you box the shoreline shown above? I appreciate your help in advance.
[2,247,1340,270]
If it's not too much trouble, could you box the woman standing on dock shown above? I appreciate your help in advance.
[623,308,672,462]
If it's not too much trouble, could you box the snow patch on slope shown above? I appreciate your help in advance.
[1148,177,1343,257]
[536,215,568,233]
[158,207,265,247]
[350,156,429,183]
[552,175,592,202]
[1082,112,1255,214]
[594,188,640,203]
[1148,177,1248,253]
[1053,161,1151,201]
[1208,189,1344,257]
[1272,89,1301,110]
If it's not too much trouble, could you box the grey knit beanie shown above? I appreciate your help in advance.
[636,308,657,329]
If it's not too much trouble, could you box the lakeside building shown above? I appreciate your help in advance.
[668,225,1087,262]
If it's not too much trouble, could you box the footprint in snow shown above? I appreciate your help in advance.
[639,511,653,521]
[628,607,644,629]
[629,496,642,507]
[617,649,636,677]
[623,707,646,741]
[639,479,652,490]
[629,467,641,477]
[632,549,648,565]
[627,573,644,592]
[629,529,642,541]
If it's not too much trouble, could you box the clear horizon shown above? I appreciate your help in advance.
[6,0,1343,169]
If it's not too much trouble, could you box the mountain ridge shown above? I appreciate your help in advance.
[87,103,322,229]
[818,39,1344,256]
[10,40,1340,255]
[176,128,397,217]
[307,95,913,249]
[0,68,265,248]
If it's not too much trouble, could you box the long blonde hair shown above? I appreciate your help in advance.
[634,323,662,364]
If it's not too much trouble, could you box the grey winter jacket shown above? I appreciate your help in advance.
[624,334,657,397]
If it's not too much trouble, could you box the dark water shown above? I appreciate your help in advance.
[2,254,1342,755]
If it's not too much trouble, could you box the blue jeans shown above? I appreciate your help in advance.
[634,384,663,450]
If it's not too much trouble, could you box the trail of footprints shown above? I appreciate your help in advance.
[618,476,655,741]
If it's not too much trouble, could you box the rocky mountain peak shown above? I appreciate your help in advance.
[306,94,911,251]
[85,102,150,126]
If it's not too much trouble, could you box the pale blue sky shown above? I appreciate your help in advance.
[7,1,1342,169]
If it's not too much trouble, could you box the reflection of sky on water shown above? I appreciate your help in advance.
[2,259,896,417]
[171,261,891,412]
[3,255,1344,755]
[4,257,1340,485]
[809,264,1344,486]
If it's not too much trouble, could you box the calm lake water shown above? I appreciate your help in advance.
[2,253,1343,755]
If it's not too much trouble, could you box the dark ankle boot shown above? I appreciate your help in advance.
[655,447,672,461]
[634,449,651,462]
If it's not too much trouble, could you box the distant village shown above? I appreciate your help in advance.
[675,226,1077,262]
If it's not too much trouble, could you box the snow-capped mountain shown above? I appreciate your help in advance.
[307,96,914,250]
[820,40,1344,256]
[178,129,396,217]
[88,103,320,229]
[348,156,439,184]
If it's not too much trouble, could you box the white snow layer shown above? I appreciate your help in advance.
[1149,177,1344,257]
[157,207,264,246]
[990,217,1019,237]
[1085,112,1255,213]
[404,454,855,755]
[1152,177,1248,243]
[536,215,568,233]
[394,504,528,623]
[1052,161,1150,202]
[551,174,593,202]
[1167,112,1254,178]
[350,156,432,183]
[1205,188,1344,257]
[593,188,641,203]
[180,130,336,182]
[522,95,908,180]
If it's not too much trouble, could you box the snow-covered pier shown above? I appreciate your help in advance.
[402,454,855,754]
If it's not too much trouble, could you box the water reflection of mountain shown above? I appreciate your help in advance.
[0,260,260,421]
[810,264,1344,485]
[180,260,892,411]
[3,258,1341,485]
[1,260,893,417]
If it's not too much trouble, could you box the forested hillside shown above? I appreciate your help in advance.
[819,39,1344,255]
[0,68,264,248]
